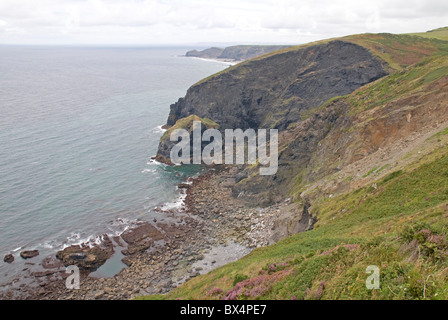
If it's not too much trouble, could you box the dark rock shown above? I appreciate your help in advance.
[41,256,63,269]
[157,40,389,205]
[69,253,88,260]
[4,254,14,263]
[56,235,114,273]
[166,41,387,131]
[32,270,58,278]
[120,222,164,255]
[20,250,40,259]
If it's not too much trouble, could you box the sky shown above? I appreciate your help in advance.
[0,0,447,46]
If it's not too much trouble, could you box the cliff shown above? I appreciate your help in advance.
[170,40,388,131]
[185,44,291,62]
[185,47,224,59]
[159,33,447,205]
[144,28,448,301]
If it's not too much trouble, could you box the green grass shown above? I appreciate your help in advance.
[424,66,448,83]
[408,27,448,41]
[345,53,448,115]
[161,115,219,140]
[194,31,447,88]
[138,146,448,300]
[427,127,448,143]
[363,166,379,178]
[139,28,448,301]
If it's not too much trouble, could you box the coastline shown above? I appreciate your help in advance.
[1,164,308,300]
[183,55,240,66]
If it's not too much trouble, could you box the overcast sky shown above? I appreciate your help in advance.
[0,0,447,46]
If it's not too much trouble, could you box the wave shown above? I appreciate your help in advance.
[59,216,138,250]
[141,168,157,174]
[151,125,167,134]
[187,56,238,66]
[154,181,190,212]
[146,157,166,167]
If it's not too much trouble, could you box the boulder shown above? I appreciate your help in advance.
[4,254,14,263]
[56,235,114,273]
[20,250,40,259]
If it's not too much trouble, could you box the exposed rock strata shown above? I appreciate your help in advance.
[168,41,388,131]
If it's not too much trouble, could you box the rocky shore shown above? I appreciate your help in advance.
[0,165,312,300]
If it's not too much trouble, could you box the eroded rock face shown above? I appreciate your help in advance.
[166,40,387,131]
[270,201,316,244]
[157,41,389,204]
[231,101,347,206]
[232,72,448,206]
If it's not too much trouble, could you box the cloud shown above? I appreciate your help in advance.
[0,0,447,44]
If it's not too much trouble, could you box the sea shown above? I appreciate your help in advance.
[0,45,230,284]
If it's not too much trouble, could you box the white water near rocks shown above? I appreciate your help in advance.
[0,45,229,285]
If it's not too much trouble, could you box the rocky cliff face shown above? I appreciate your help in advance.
[186,47,224,59]
[167,40,388,131]
[232,51,448,205]
[158,33,448,207]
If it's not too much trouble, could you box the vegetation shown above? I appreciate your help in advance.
[161,115,219,140]
[139,145,448,300]
[408,27,448,41]
[138,28,448,300]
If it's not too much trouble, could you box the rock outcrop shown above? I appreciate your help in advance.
[185,45,291,62]
[56,235,114,273]
[158,34,448,206]
[3,254,14,263]
[168,41,387,131]
[156,115,219,165]
[186,47,224,59]
[20,250,40,259]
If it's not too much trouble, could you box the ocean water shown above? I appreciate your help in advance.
[0,45,229,282]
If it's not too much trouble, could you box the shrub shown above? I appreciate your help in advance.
[233,274,249,286]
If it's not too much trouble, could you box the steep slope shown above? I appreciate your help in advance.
[158,33,448,206]
[166,40,388,131]
[234,46,448,205]
[140,137,448,300]
[144,30,448,300]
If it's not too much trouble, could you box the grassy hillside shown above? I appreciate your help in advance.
[408,27,448,41]
[139,137,448,300]
[139,30,448,300]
